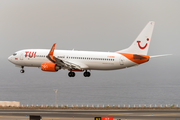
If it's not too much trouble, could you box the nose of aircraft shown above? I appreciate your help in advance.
[8,56,12,62]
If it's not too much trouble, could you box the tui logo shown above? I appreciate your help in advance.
[137,38,149,49]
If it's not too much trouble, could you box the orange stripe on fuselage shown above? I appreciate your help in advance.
[118,53,149,64]
[68,69,83,72]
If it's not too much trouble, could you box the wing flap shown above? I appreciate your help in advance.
[53,57,83,70]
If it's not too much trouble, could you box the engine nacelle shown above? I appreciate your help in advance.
[41,62,60,72]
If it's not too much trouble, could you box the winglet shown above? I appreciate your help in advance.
[48,43,56,56]
[47,43,56,63]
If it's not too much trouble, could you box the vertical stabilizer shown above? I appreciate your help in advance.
[118,21,155,55]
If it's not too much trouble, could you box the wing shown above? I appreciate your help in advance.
[46,43,87,70]
[53,57,82,70]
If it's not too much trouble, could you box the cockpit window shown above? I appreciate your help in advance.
[13,53,17,56]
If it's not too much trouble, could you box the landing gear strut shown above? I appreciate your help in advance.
[84,70,91,77]
[68,70,75,77]
[20,66,24,73]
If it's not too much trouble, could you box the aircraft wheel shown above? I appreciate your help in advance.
[84,72,87,77]
[68,72,72,77]
[84,71,90,77]
[68,72,75,77]
[72,72,75,77]
[87,72,91,77]
[20,70,24,73]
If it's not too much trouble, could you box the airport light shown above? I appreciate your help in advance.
[53,89,58,107]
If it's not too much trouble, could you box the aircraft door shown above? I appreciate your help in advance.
[119,56,124,65]
[20,53,24,60]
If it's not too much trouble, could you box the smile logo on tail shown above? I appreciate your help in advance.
[137,38,149,49]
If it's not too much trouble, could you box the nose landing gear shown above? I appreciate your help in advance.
[20,66,24,73]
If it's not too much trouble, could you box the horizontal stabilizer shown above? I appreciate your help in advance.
[150,54,172,58]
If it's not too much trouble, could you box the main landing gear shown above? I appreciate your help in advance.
[20,66,24,73]
[68,71,75,77]
[68,70,91,77]
[84,70,91,77]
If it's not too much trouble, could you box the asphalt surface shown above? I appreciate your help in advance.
[0,110,180,120]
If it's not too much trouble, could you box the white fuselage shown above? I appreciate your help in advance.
[8,49,137,70]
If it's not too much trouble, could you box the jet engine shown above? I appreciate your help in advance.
[41,62,60,72]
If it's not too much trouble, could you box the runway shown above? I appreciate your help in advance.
[0,110,180,120]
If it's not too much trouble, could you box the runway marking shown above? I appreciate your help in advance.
[109,113,132,115]
[0,116,28,120]
[0,116,27,118]
[74,113,106,115]
[142,114,154,116]
[142,113,179,116]
[0,116,88,120]
[43,118,62,120]
[43,117,93,120]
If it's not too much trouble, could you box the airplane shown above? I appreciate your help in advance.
[8,21,169,77]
